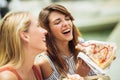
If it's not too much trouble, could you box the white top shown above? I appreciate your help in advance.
[38,53,95,80]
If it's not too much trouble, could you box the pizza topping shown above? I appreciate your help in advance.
[77,40,116,66]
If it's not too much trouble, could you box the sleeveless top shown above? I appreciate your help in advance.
[38,53,95,80]
[38,53,76,80]
[0,65,42,80]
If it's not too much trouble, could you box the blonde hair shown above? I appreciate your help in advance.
[0,11,31,68]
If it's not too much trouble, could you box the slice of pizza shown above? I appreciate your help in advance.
[77,40,116,69]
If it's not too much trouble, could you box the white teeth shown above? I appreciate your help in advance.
[63,29,70,33]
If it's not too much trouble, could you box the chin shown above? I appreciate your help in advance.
[38,47,47,53]
[43,47,47,52]
[68,36,73,41]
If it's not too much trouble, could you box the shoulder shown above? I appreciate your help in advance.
[35,52,52,67]
[0,70,18,80]
[35,53,53,79]
[35,52,53,71]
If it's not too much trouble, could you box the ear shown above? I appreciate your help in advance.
[19,31,30,42]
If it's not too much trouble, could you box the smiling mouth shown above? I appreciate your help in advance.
[62,29,71,34]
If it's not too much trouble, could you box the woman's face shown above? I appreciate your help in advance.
[49,11,73,42]
[27,15,48,53]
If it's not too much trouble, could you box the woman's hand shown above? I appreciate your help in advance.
[63,74,84,80]
[76,58,90,77]
[75,43,86,53]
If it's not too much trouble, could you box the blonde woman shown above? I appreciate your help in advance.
[0,11,47,80]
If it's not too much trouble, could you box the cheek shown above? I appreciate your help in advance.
[69,22,73,27]
[31,31,42,43]
[51,26,61,34]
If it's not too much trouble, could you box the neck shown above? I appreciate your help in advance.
[56,41,72,57]
[17,48,36,79]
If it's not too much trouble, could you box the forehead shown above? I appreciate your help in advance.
[28,15,38,30]
[30,14,36,21]
[30,14,38,23]
[49,11,65,22]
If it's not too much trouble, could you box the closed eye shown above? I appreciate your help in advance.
[54,19,61,25]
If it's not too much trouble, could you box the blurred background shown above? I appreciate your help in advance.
[0,0,120,79]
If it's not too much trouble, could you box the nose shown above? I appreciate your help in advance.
[62,20,68,27]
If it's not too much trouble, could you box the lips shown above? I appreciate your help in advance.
[62,28,71,34]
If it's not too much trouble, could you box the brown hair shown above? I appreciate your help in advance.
[39,4,81,76]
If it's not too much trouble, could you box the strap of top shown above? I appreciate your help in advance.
[0,67,22,80]
[32,65,43,80]
[0,66,43,80]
